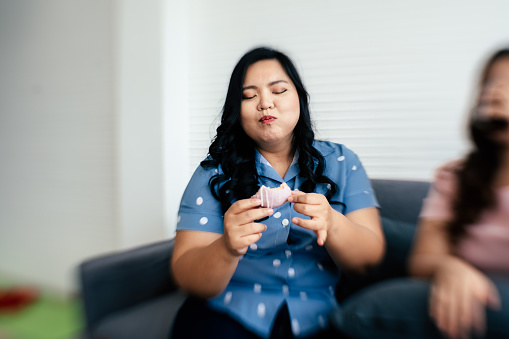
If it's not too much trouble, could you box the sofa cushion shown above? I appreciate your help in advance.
[92,290,187,339]
[336,217,416,301]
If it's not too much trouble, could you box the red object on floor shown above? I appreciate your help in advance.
[0,287,39,313]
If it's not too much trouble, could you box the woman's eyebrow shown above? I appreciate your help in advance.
[242,80,289,91]
[268,80,288,86]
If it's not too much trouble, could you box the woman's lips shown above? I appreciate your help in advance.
[260,115,276,123]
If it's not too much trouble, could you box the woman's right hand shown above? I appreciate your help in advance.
[430,257,501,339]
[223,198,273,256]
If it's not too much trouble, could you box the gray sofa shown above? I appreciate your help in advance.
[78,179,431,339]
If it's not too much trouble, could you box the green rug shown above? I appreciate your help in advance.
[0,289,83,339]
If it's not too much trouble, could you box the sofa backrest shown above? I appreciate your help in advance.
[371,179,430,225]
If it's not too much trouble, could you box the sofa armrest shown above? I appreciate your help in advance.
[78,238,177,332]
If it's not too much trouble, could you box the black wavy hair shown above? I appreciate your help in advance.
[448,48,509,244]
[201,47,338,213]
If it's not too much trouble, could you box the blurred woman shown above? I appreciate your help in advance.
[409,48,509,339]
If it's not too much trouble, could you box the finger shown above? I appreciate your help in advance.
[287,191,305,203]
[241,232,263,244]
[430,288,445,334]
[432,284,454,339]
[246,222,268,235]
[429,284,437,321]
[292,202,322,218]
[227,223,265,244]
[484,279,501,310]
[242,208,274,224]
[227,221,267,241]
[232,233,263,254]
[288,192,322,204]
[292,217,321,231]
[315,229,327,246]
[229,198,263,214]
[457,285,472,339]
[471,301,486,338]
[429,285,443,333]
[445,288,461,339]
[228,207,274,226]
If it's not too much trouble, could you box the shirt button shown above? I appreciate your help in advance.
[285,250,292,258]
[282,285,289,295]
[282,219,289,226]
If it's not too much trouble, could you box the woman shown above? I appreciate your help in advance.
[170,47,384,338]
[409,48,509,339]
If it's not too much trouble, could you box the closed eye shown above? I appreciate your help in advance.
[242,94,256,100]
[273,89,287,95]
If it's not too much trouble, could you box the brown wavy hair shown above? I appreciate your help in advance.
[448,48,509,245]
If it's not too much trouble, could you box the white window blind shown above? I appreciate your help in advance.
[185,0,509,180]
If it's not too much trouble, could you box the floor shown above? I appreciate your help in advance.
[0,281,84,339]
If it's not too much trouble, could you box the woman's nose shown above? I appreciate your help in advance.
[258,92,274,111]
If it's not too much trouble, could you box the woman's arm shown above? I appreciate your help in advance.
[171,198,272,298]
[324,206,384,274]
[408,218,452,277]
[171,230,239,298]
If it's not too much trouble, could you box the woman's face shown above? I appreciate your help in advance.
[240,59,300,151]
[479,57,509,143]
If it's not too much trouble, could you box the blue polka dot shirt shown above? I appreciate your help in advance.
[177,141,378,338]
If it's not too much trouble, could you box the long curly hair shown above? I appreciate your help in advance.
[201,47,338,213]
[448,48,509,244]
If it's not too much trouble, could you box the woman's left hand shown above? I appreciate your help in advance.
[287,190,337,246]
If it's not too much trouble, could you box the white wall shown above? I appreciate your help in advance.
[116,0,167,248]
[186,0,509,181]
[0,0,118,294]
[162,0,190,238]
[0,0,169,294]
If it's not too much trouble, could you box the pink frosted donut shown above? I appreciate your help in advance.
[252,182,291,208]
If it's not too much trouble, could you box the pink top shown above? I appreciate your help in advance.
[420,162,509,277]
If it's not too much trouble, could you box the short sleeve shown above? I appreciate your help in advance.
[419,163,458,221]
[340,147,379,215]
[177,165,224,234]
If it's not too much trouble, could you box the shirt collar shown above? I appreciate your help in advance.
[250,140,336,184]
[255,149,300,183]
